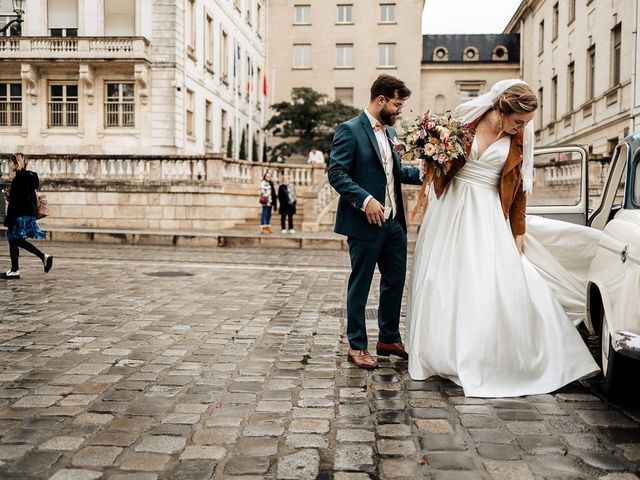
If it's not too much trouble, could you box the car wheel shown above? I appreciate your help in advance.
[600,312,632,397]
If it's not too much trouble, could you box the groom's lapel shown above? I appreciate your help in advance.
[359,111,384,166]
[387,128,401,170]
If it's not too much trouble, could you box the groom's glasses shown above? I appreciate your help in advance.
[383,96,405,111]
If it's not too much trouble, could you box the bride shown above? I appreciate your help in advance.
[405,79,600,398]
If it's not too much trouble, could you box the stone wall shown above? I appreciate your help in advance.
[0,154,326,232]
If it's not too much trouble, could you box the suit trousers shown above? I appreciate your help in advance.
[346,217,407,350]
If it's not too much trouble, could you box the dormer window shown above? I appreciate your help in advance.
[463,46,479,61]
[492,45,508,61]
[432,46,448,62]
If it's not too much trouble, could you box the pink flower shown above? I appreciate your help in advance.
[424,143,436,156]
[427,121,436,130]
[438,153,448,164]
[437,126,451,140]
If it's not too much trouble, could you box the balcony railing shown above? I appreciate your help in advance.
[0,37,150,62]
[0,155,326,188]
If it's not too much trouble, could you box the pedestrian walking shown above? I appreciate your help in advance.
[278,174,297,233]
[259,171,277,234]
[1,153,53,280]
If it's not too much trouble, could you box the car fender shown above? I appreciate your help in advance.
[587,210,640,347]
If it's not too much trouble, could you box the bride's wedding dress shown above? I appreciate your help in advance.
[406,135,600,398]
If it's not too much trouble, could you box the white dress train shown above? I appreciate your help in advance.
[406,136,600,398]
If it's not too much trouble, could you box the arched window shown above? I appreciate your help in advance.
[492,45,509,61]
[463,46,479,61]
[434,94,446,114]
[432,46,448,62]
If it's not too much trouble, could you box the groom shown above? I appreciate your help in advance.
[328,74,422,369]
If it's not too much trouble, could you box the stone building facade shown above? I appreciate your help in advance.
[0,0,267,160]
[266,0,425,116]
[505,0,638,159]
[420,34,520,115]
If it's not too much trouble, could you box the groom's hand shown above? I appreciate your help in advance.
[365,198,385,226]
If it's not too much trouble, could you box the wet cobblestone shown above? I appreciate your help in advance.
[0,243,638,479]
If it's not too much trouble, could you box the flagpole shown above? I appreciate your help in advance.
[249,60,254,161]
[261,65,266,163]
[234,38,239,160]
[264,0,269,163]
[271,64,276,107]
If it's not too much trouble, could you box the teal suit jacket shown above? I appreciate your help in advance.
[328,111,422,240]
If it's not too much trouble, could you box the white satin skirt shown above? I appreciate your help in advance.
[406,172,600,398]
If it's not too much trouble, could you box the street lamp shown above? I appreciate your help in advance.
[0,0,25,36]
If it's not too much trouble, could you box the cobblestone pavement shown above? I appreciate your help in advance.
[0,243,639,480]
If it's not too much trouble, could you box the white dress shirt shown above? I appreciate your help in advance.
[362,108,396,219]
[307,150,325,164]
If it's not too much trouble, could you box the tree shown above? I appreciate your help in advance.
[266,87,359,160]
[239,128,247,160]
[226,128,233,158]
[252,136,258,162]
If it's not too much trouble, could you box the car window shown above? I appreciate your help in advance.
[613,160,627,206]
[634,157,640,206]
[589,144,629,230]
[590,144,627,211]
[528,150,582,207]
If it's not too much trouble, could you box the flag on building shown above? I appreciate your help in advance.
[233,42,241,78]
[246,60,254,93]
[262,64,268,97]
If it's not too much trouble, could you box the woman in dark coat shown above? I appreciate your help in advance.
[2,153,53,279]
[277,174,297,234]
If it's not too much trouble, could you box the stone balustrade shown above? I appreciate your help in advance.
[0,155,324,186]
[533,159,610,189]
[1,155,207,183]
[264,165,320,187]
[315,181,337,214]
[543,161,583,186]
[0,37,150,61]
[0,154,328,232]
[222,160,252,184]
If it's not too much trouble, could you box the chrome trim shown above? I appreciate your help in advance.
[599,243,640,265]
[613,330,640,360]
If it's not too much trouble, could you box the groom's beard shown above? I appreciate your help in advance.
[380,107,398,126]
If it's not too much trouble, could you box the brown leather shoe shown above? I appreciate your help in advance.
[376,341,409,360]
[347,349,379,369]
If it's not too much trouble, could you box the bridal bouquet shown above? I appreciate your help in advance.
[393,111,473,221]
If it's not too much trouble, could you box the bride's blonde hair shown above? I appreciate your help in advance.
[494,83,538,115]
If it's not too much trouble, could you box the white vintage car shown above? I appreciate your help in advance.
[529,137,640,397]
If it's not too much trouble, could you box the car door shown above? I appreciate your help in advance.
[527,146,589,225]
[586,145,640,379]
[589,142,630,230]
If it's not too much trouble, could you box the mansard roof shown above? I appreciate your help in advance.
[422,33,520,64]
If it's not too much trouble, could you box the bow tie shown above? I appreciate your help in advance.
[374,122,387,133]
